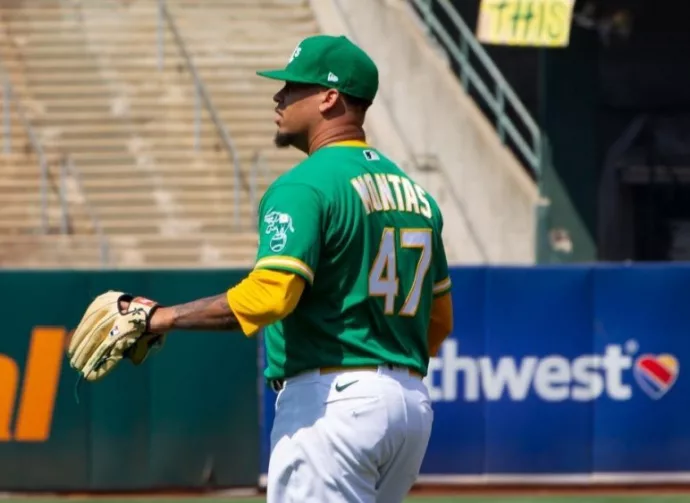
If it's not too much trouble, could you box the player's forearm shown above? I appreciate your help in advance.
[427,293,453,356]
[150,294,240,332]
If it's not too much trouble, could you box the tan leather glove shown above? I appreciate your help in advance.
[67,291,164,382]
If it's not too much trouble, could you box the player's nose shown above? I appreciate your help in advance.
[273,85,288,104]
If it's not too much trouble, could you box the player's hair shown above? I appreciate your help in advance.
[342,93,372,113]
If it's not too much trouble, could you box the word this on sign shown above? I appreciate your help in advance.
[477,0,575,48]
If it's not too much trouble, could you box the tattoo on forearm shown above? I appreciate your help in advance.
[171,294,240,331]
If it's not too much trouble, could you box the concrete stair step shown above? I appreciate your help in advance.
[11,2,313,17]
[41,127,275,141]
[64,148,300,163]
[0,215,249,234]
[4,162,274,179]
[0,149,297,169]
[0,132,41,142]
[7,19,317,37]
[0,179,266,200]
[100,218,251,234]
[0,235,105,247]
[36,135,279,149]
[0,232,257,248]
[70,173,272,191]
[0,252,107,269]
[0,235,258,269]
[18,68,271,84]
[36,128,224,139]
[24,76,279,94]
[125,248,255,262]
[37,94,273,107]
[93,209,258,225]
[39,97,274,112]
[11,53,295,70]
[31,108,277,124]
[0,190,251,205]
[27,86,275,99]
[0,176,239,191]
[1,191,270,209]
[17,37,294,55]
[0,219,97,234]
[0,256,255,269]
[165,0,308,5]
[0,248,252,269]
[14,34,175,46]
[111,233,257,247]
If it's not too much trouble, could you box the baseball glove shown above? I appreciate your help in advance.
[67,290,165,382]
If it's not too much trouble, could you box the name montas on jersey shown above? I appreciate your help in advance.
[264,209,295,253]
[350,171,432,219]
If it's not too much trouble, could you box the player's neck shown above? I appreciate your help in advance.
[308,125,366,155]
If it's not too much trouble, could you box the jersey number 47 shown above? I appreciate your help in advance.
[368,227,431,317]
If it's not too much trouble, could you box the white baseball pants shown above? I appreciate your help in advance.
[266,365,434,503]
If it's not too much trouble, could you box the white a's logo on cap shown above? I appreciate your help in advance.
[289,44,302,64]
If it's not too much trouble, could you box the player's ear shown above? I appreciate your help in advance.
[318,88,341,115]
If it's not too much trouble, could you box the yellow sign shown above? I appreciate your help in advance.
[476,0,575,48]
[0,327,65,442]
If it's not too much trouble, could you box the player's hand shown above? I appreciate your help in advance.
[116,295,169,365]
[119,298,172,333]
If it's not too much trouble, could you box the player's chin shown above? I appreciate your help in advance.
[274,131,298,149]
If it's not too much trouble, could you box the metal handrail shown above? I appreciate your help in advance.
[156,0,245,229]
[408,0,542,177]
[249,150,266,220]
[55,160,71,235]
[59,155,111,266]
[0,64,51,232]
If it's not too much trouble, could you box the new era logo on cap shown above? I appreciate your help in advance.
[327,72,339,83]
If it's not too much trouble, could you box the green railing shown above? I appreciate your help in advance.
[0,65,110,266]
[0,64,51,232]
[249,150,268,220]
[58,155,111,266]
[408,0,543,178]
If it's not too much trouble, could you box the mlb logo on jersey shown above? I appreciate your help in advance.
[363,150,380,161]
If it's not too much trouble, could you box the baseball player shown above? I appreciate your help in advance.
[68,34,453,502]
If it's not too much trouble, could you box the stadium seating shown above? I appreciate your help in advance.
[0,0,312,268]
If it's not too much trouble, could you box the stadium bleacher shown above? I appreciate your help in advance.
[0,0,312,268]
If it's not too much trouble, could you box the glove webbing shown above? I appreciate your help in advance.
[73,344,117,404]
[73,301,160,404]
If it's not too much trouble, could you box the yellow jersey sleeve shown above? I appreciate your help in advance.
[226,269,306,337]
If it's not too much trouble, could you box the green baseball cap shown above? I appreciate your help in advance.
[256,35,379,103]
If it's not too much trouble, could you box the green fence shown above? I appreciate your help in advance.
[0,270,258,492]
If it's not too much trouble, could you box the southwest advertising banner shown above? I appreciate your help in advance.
[259,265,690,484]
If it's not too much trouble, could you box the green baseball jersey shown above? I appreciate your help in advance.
[255,142,451,381]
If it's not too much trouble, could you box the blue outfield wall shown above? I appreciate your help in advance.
[260,264,690,482]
